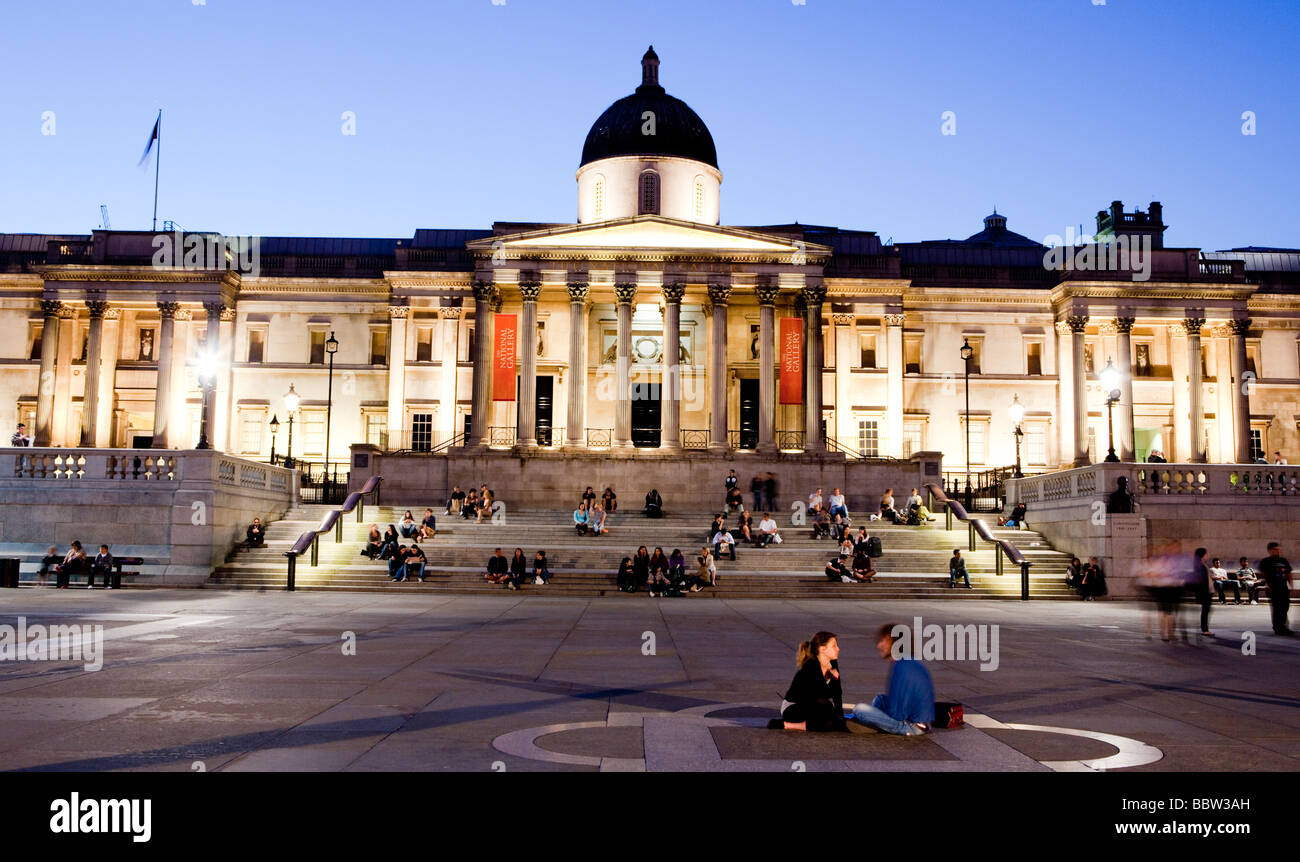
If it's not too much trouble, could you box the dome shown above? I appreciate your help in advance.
[579,46,718,170]
[964,210,1042,248]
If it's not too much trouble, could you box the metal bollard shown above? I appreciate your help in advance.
[286,554,296,592]
[335,516,343,543]
[968,521,976,552]
[1021,561,1031,601]
[357,500,364,523]
[310,535,319,567]
[996,548,1004,578]
[945,504,953,531]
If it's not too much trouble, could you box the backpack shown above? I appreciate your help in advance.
[866,536,883,558]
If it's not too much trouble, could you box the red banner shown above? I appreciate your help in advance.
[779,317,803,405]
[493,314,517,401]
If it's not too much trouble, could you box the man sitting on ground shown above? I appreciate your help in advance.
[589,503,608,536]
[37,545,60,587]
[388,545,410,581]
[405,542,428,582]
[713,527,737,561]
[758,512,781,547]
[999,502,1028,529]
[810,505,831,540]
[725,485,744,512]
[418,509,437,542]
[246,518,265,548]
[827,488,848,522]
[445,485,466,515]
[484,548,509,584]
[849,623,935,736]
[949,549,971,589]
[825,557,855,583]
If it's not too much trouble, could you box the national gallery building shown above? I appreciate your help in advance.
[3,48,1299,474]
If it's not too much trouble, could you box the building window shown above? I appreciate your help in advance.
[28,323,42,360]
[694,177,705,221]
[1245,340,1260,377]
[370,330,387,365]
[859,334,877,369]
[1026,425,1047,465]
[1134,341,1154,377]
[1026,341,1043,376]
[1087,427,1097,464]
[593,177,605,221]
[247,328,265,363]
[416,326,433,362]
[969,421,987,465]
[1250,427,1265,462]
[410,412,433,452]
[822,326,833,367]
[309,330,327,365]
[638,171,660,216]
[1201,344,1212,380]
[902,421,925,457]
[365,413,388,449]
[962,337,983,375]
[904,335,922,374]
[302,409,325,456]
[857,418,880,457]
[239,409,264,455]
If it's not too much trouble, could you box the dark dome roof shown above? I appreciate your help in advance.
[964,211,1042,248]
[580,47,718,170]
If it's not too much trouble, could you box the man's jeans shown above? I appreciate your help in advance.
[829,504,848,522]
[851,695,926,736]
[950,567,970,587]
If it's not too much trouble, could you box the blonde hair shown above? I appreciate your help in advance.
[796,631,837,667]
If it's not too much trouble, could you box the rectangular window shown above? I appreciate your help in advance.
[857,419,879,457]
[859,333,877,368]
[1026,426,1047,465]
[310,330,326,365]
[968,421,986,465]
[302,410,325,456]
[248,329,265,363]
[410,412,433,452]
[29,324,42,360]
[1245,341,1260,377]
[902,421,924,457]
[365,413,388,449]
[240,410,264,455]
[822,326,833,367]
[1087,427,1097,464]
[963,337,982,375]
[1026,341,1043,376]
[904,335,922,374]
[370,330,387,365]
[464,324,475,363]
[1201,344,1211,380]
[416,326,433,362]
[1250,428,1264,462]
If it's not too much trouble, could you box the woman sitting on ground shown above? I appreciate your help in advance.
[690,546,715,591]
[388,545,409,581]
[505,548,527,591]
[1065,556,1083,591]
[725,486,744,512]
[378,525,400,560]
[589,503,608,536]
[476,490,495,524]
[405,542,428,583]
[532,550,551,585]
[601,487,617,513]
[616,556,636,592]
[838,536,854,561]
[777,631,849,732]
[851,545,876,582]
[399,510,418,538]
[361,524,384,559]
[648,547,671,596]
[810,505,831,540]
[880,489,899,523]
[581,486,597,509]
[736,510,755,546]
[668,548,686,587]
[999,502,1028,529]
[643,489,664,518]
[573,501,589,535]
[461,489,479,520]
[831,513,848,543]
[633,546,651,593]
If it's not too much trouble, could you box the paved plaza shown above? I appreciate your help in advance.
[0,589,1297,772]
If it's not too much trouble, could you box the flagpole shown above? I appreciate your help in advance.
[152,110,161,231]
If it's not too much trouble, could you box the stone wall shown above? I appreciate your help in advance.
[0,448,297,584]
[1006,463,1300,598]
[348,444,942,515]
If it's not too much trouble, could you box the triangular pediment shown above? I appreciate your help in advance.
[466,216,830,258]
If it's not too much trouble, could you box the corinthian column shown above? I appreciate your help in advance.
[803,283,827,451]
[1185,315,1207,463]
[1068,314,1090,466]
[516,279,542,449]
[707,282,731,452]
[660,281,686,451]
[885,312,906,457]
[201,301,225,451]
[1115,316,1136,461]
[81,300,109,446]
[469,281,495,447]
[387,304,409,450]
[755,281,780,453]
[613,282,637,450]
[152,301,180,448]
[566,280,589,448]
[1229,318,1252,464]
[34,300,62,446]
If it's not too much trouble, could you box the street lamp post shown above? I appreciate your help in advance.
[195,350,219,450]
[1101,360,1121,463]
[283,383,300,469]
[269,415,279,465]
[324,332,339,499]
[960,337,974,510]
[1009,393,1025,479]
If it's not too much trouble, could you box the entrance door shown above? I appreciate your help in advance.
[536,376,553,446]
[739,379,759,449]
[631,381,660,447]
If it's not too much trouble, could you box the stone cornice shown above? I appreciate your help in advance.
[1050,281,1256,304]
[41,264,241,290]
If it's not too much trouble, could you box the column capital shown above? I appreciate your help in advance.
[1098,320,1118,336]
[1066,314,1089,333]
[662,282,686,303]
[754,283,781,307]
[104,307,121,321]
[1115,315,1136,334]
[220,306,236,322]
[39,299,63,318]
[440,307,463,320]
[1229,317,1252,336]
[471,280,495,302]
[832,313,855,326]
[1054,321,1071,336]
[488,289,504,313]
[566,281,589,302]
[388,305,409,319]
[85,300,110,319]
[518,281,543,302]
[203,301,227,318]
[1167,320,1187,337]
[157,301,180,319]
[57,305,76,320]
[174,308,193,322]
[801,282,827,305]
[1184,316,1206,336]
[706,283,732,306]
[884,313,906,327]
[614,282,638,305]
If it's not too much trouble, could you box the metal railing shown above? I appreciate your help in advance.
[488,426,515,448]
[824,437,902,463]
[727,429,758,450]
[942,466,1019,513]
[586,428,612,448]
[294,460,351,505]
[284,475,383,591]
[924,481,1032,600]
[681,429,709,450]
[777,430,805,451]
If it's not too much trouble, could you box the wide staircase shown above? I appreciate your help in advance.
[208,505,1078,599]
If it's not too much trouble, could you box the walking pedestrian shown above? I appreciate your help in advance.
[1259,542,1294,636]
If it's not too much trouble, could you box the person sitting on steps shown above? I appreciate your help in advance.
[643,489,664,518]
[949,549,971,589]
[245,518,266,548]
[484,547,509,584]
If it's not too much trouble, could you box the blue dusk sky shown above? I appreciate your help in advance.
[1,0,1297,249]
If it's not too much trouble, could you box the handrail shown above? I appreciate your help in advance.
[283,475,383,591]
[925,482,1033,600]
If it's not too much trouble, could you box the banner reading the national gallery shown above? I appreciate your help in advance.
[493,314,517,401]
[779,316,802,404]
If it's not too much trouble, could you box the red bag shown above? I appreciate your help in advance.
[933,701,964,729]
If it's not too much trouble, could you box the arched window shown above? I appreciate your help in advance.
[694,177,705,221]
[638,170,659,215]
[593,177,605,221]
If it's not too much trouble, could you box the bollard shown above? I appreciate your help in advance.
[945,504,953,531]
[357,500,364,524]
[335,516,343,543]
[968,521,976,552]
[1021,561,1031,601]
[310,535,319,567]
[996,548,1004,578]
[286,554,296,592]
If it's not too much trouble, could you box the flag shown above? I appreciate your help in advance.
[138,114,160,167]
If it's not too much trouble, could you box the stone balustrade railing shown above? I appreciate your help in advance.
[1010,462,1300,506]
[4,448,293,494]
